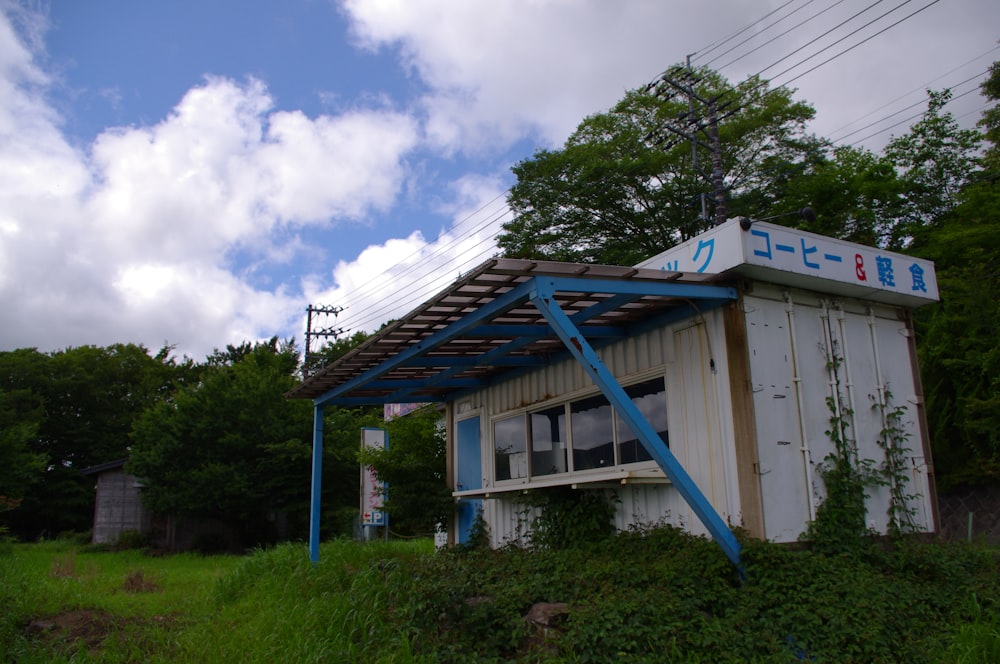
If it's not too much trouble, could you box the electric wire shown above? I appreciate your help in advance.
[337,205,512,335]
[753,0,896,78]
[683,0,966,151]
[319,190,507,317]
[305,192,509,340]
[832,70,988,143]
[772,0,944,85]
[705,0,827,69]
[691,0,801,62]
[326,191,509,331]
[846,84,984,146]
[711,0,850,72]
[334,204,510,333]
[826,45,1000,139]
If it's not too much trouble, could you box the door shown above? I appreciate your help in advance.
[456,415,483,544]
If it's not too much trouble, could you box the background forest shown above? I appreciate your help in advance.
[1,62,997,547]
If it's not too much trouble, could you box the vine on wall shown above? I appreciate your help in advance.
[806,347,921,552]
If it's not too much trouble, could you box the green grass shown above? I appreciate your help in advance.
[1,531,998,662]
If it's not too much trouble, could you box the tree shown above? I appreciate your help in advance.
[498,68,822,265]
[129,338,314,545]
[908,67,1000,488]
[782,145,903,247]
[883,89,982,249]
[357,405,450,536]
[0,344,190,538]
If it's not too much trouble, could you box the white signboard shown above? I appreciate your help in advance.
[360,428,387,527]
[638,218,938,307]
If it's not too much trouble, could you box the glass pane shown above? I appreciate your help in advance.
[616,377,668,464]
[530,406,567,476]
[571,394,615,470]
[494,415,527,481]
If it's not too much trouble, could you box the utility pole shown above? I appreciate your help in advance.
[303,304,343,380]
[645,62,730,226]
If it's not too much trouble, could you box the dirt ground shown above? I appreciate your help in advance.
[25,608,171,657]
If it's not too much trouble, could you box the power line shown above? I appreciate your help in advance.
[712,0,850,72]
[826,45,999,139]
[327,192,508,318]
[692,0,801,62]
[336,206,509,334]
[846,84,984,146]
[705,0,828,69]
[773,0,944,85]
[332,201,511,334]
[832,70,988,143]
[753,0,895,78]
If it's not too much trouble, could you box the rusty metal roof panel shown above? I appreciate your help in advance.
[287,258,734,405]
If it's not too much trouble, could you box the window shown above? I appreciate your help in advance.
[530,406,567,476]
[491,374,668,484]
[494,414,527,481]
[571,394,615,471]
[616,377,666,464]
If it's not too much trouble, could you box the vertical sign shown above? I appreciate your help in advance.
[360,428,387,528]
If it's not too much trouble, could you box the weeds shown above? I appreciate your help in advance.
[1,533,998,662]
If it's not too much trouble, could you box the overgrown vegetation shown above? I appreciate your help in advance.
[2,533,998,662]
[516,486,618,550]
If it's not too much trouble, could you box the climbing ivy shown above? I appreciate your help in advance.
[805,348,882,554]
[873,390,921,537]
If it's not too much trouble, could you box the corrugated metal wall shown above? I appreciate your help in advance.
[456,280,937,548]
[459,307,743,546]
[745,283,935,542]
[92,469,151,544]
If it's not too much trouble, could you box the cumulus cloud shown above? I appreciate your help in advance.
[339,0,999,153]
[340,0,760,151]
[0,9,420,359]
[303,173,511,339]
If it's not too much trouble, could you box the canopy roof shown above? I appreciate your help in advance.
[288,257,737,407]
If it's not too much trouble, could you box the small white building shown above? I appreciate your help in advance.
[291,219,939,565]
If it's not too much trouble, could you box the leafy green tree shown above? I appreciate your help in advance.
[498,68,821,264]
[883,89,982,248]
[357,405,450,536]
[0,344,190,538]
[909,67,1000,488]
[129,338,314,545]
[783,145,903,247]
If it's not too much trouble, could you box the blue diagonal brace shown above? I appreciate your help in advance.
[529,277,742,568]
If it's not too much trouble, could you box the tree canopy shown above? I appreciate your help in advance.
[498,69,821,264]
[0,343,194,537]
[128,338,315,544]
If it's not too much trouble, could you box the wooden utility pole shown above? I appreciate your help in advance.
[303,304,343,379]
[645,62,728,226]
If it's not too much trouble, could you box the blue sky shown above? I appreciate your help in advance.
[1,0,997,361]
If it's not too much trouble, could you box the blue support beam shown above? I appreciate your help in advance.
[309,404,324,564]
[529,277,743,568]
[312,279,539,407]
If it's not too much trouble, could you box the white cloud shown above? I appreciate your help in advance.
[341,0,761,152]
[341,0,999,154]
[0,9,421,359]
[304,173,511,338]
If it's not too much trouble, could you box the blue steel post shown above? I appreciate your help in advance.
[529,277,742,568]
[309,404,324,564]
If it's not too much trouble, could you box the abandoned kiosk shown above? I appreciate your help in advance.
[289,219,939,564]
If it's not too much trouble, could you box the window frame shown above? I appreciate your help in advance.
[488,369,668,488]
